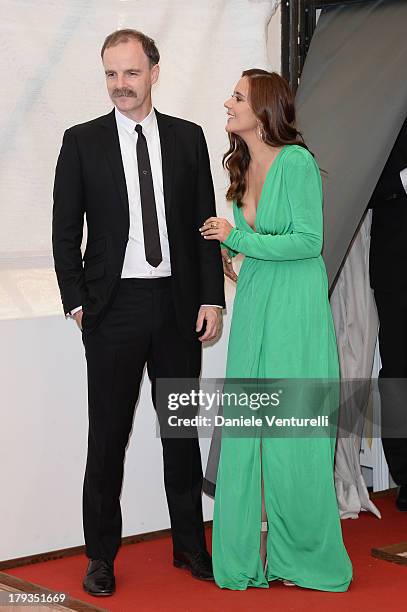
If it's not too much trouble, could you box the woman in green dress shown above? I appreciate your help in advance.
[200,69,352,592]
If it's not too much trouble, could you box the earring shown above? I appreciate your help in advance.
[257,123,266,142]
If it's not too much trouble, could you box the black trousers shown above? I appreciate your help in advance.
[81,277,206,561]
[374,289,407,485]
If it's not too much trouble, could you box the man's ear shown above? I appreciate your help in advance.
[151,64,160,86]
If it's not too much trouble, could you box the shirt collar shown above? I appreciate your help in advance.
[114,106,156,136]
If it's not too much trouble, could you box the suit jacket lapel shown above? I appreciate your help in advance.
[155,109,175,221]
[98,109,129,219]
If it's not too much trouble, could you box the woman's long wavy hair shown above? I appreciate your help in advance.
[223,69,309,206]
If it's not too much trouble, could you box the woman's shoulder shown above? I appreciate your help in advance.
[283,144,317,168]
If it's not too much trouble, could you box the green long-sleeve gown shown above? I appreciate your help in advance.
[212,145,352,591]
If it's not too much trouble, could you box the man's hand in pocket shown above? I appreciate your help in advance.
[73,309,84,331]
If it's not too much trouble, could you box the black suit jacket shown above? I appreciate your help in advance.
[52,108,225,339]
[369,117,407,292]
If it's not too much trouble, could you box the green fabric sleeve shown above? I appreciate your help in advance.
[220,242,238,258]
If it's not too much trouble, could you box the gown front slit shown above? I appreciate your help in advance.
[212,145,353,592]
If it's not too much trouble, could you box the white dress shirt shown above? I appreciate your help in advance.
[116,106,171,278]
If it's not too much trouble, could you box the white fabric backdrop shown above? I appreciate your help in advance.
[330,211,381,519]
[0,0,279,320]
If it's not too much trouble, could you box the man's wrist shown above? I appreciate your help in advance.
[65,306,83,319]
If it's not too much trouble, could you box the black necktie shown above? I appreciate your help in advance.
[135,124,162,267]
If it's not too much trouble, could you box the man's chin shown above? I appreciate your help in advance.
[114,98,138,111]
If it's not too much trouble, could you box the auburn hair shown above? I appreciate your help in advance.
[223,69,309,206]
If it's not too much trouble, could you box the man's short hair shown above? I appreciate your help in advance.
[101,29,160,66]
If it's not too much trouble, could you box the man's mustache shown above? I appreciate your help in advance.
[113,89,137,97]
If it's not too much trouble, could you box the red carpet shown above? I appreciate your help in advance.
[5,493,407,611]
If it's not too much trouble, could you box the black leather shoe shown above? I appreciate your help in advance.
[173,549,214,581]
[83,559,115,596]
[396,485,407,512]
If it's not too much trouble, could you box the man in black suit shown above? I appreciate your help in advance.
[52,29,225,595]
[369,117,407,512]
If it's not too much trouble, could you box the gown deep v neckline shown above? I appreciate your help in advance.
[240,145,287,232]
